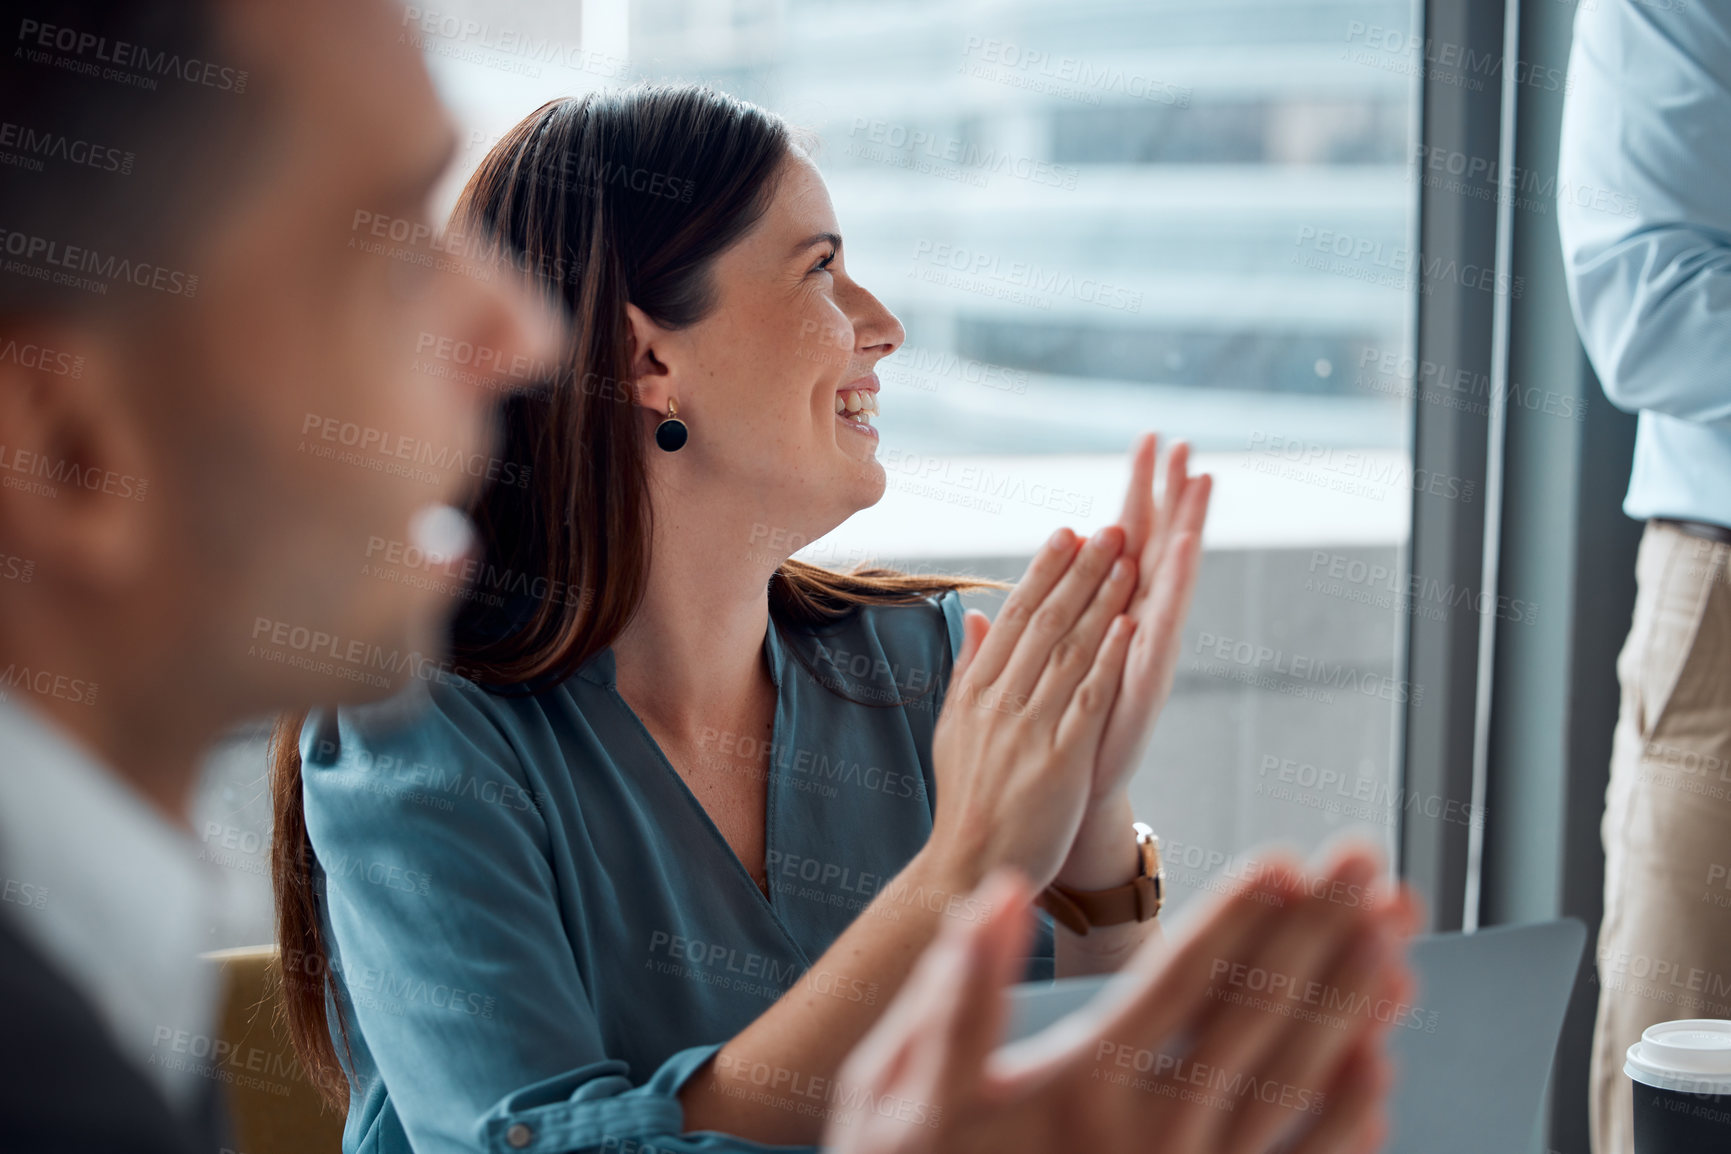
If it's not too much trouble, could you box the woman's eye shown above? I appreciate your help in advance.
[813,250,837,275]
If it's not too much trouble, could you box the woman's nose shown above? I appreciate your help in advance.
[848,283,904,356]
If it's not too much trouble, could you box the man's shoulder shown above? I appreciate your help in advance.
[0,915,217,1153]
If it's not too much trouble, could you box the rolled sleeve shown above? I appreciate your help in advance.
[476,1045,808,1154]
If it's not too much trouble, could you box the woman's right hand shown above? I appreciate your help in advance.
[925,524,1141,892]
[680,525,1142,1146]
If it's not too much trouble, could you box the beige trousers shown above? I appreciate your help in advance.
[1590,520,1731,1154]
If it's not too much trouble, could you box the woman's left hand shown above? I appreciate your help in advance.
[1047,434,1208,912]
[1083,433,1211,810]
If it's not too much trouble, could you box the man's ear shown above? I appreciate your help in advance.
[0,322,157,590]
[622,301,677,412]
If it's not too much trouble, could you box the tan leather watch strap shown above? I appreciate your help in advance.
[1037,823,1163,935]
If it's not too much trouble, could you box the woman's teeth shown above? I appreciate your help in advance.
[834,388,878,425]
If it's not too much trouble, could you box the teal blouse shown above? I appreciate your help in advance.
[300,590,1055,1154]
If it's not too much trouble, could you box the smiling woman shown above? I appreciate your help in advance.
[268,82,1208,1154]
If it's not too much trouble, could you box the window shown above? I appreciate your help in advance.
[602,0,1424,906]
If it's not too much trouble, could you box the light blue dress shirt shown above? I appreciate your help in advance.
[1558,0,1731,525]
[300,590,1054,1154]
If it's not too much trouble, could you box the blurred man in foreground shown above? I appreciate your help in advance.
[0,0,552,1146]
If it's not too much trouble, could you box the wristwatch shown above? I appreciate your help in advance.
[1037,822,1164,935]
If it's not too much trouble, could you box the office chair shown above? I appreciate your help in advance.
[204,945,346,1154]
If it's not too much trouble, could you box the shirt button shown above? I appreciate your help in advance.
[505,1123,534,1149]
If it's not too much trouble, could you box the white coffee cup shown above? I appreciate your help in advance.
[1624,1019,1731,1153]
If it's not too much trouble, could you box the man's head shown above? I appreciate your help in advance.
[0,0,554,807]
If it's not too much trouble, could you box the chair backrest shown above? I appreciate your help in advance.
[203,944,347,1154]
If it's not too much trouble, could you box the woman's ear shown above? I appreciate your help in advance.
[623,302,674,412]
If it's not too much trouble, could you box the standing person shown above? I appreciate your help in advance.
[1558,3,1731,1151]
[0,0,555,1147]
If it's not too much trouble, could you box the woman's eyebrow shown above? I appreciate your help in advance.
[790,231,842,258]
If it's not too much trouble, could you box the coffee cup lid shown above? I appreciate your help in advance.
[1625,1019,1731,1096]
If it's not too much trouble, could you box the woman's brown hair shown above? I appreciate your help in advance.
[270,84,1002,1108]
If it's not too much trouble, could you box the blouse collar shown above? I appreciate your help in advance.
[575,615,787,691]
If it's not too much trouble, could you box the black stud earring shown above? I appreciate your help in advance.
[654,398,688,452]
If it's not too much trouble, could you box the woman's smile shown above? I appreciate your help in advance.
[834,377,880,441]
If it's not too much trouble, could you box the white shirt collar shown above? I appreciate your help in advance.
[0,696,222,1112]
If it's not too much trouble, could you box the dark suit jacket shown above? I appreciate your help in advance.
[0,913,228,1154]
